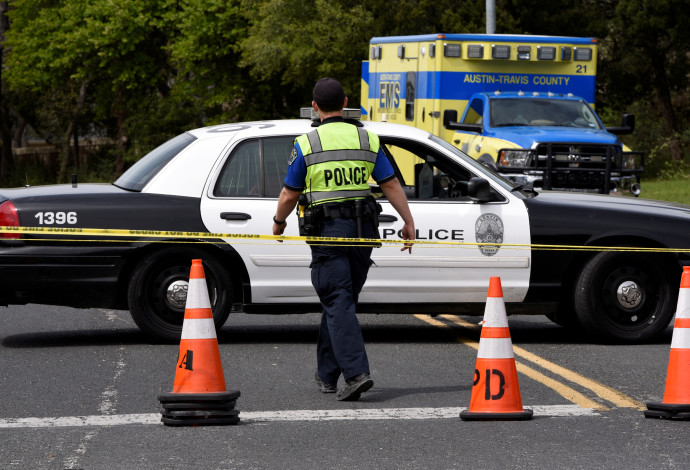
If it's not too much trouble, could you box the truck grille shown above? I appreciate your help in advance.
[537,143,616,190]
[497,143,644,193]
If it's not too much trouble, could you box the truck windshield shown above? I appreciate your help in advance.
[490,98,603,130]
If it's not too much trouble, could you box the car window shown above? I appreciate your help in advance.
[428,135,518,195]
[378,137,492,201]
[263,136,294,196]
[114,132,196,191]
[214,136,294,197]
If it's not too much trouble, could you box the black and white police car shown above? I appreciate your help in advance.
[0,111,688,343]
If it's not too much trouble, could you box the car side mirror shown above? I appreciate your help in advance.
[606,113,635,135]
[443,110,482,132]
[443,110,458,129]
[468,177,492,203]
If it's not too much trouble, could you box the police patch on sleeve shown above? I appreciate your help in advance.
[288,147,298,166]
[475,213,504,256]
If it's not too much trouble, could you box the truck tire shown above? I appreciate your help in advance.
[573,251,676,343]
[128,247,233,343]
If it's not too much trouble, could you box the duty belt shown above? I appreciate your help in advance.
[322,203,358,219]
[314,198,381,245]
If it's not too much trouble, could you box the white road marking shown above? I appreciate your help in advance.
[0,405,597,428]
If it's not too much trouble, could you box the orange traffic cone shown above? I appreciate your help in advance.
[158,259,240,426]
[645,266,690,420]
[460,276,533,421]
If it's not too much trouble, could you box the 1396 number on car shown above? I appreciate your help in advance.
[34,211,78,225]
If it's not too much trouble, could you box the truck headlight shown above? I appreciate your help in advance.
[499,150,532,167]
[621,153,637,170]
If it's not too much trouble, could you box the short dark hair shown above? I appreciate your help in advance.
[313,78,346,112]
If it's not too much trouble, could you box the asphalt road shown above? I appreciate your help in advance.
[0,304,686,470]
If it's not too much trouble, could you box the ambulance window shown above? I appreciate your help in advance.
[214,136,294,197]
[463,99,484,125]
[405,73,416,121]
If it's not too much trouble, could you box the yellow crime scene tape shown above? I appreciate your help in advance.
[1,225,689,253]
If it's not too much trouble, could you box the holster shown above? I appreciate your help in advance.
[364,196,383,248]
[297,194,323,237]
[365,195,383,228]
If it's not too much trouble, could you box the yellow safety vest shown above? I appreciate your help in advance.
[295,122,380,206]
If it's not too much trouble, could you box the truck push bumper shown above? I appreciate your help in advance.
[496,145,644,194]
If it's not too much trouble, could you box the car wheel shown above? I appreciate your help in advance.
[574,251,676,343]
[128,248,233,343]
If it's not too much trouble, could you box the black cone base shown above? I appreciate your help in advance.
[460,409,533,421]
[644,402,690,420]
[158,390,241,426]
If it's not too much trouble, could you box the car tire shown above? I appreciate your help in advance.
[574,251,676,343]
[128,248,233,343]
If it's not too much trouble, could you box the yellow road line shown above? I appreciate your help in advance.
[437,315,645,410]
[414,313,641,411]
[512,345,644,409]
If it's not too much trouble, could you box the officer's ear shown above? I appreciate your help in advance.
[312,101,318,112]
[343,97,348,108]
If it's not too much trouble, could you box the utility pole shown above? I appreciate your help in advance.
[486,0,496,34]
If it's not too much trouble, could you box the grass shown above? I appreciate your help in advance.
[636,177,690,205]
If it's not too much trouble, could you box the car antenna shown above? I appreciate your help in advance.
[25,172,30,188]
[72,173,78,188]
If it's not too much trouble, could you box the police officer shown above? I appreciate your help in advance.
[273,78,415,401]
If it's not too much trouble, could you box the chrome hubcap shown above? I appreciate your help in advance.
[616,280,643,310]
[166,280,189,310]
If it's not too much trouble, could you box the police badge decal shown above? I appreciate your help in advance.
[475,213,504,256]
[288,147,298,166]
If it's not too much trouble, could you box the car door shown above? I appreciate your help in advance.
[362,136,531,303]
[201,135,317,304]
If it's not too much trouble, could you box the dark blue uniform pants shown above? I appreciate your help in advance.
[310,217,376,386]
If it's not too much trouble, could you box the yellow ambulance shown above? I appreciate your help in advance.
[361,34,643,194]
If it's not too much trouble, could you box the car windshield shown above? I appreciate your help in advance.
[113,132,197,191]
[490,98,603,130]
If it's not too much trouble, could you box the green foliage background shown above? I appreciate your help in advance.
[0,0,687,186]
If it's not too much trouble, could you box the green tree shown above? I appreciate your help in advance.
[500,0,613,37]
[362,0,489,36]
[0,1,13,183]
[4,0,174,179]
[240,0,375,114]
[165,0,259,123]
[600,0,690,168]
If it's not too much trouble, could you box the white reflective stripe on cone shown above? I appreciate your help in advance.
[185,278,212,309]
[670,327,690,350]
[477,338,515,359]
[181,319,217,340]
[483,298,509,327]
[676,292,690,319]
